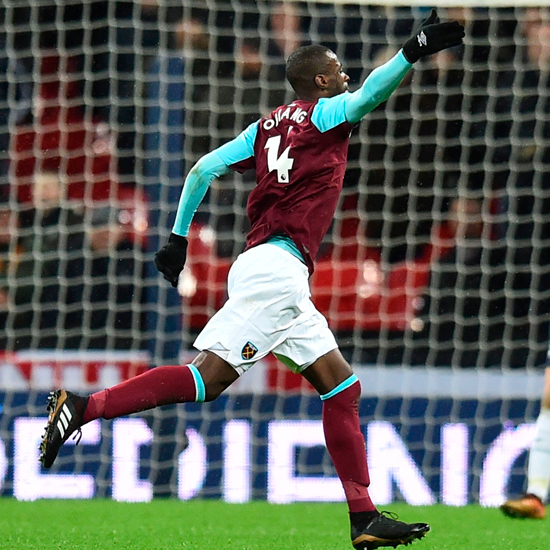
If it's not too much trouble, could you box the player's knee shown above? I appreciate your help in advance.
[348,378,361,401]
[337,377,361,404]
[193,351,239,401]
[202,379,233,401]
[322,377,361,405]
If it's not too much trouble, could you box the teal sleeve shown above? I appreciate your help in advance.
[311,50,412,132]
[172,121,258,237]
[172,151,229,237]
[215,120,258,165]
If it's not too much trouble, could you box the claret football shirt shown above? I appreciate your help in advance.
[172,50,412,273]
[228,100,353,273]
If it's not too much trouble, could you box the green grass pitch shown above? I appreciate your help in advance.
[0,499,547,550]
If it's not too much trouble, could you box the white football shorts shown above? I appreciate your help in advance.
[193,242,337,375]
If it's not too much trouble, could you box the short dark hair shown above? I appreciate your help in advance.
[285,44,335,97]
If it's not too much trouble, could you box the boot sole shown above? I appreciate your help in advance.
[500,503,545,520]
[39,390,69,468]
[353,525,430,550]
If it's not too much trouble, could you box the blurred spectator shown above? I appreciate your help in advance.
[0,33,32,182]
[91,1,187,178]
[143,16,208,364]
[14,170,84,349]
[267,1,302,84]
[408,195,507,367]
[215,38,286,136]
[314,5,405,84]
[488,7,550,368]
[11,51,117,205]
[75,205,145,351]
[340,8,493,263]
[311,195,507,367]
[311,36,470,364]
[193,1,303,152]
[311,8,548,369]
[0,194,21,348]
[311,196,451,364]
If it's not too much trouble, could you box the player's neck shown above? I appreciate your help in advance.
[296,92,322,103]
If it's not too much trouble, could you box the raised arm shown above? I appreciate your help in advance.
[172,151,230,238]
[337,9,465,126]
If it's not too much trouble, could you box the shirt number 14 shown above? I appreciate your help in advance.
[265,135,294,184]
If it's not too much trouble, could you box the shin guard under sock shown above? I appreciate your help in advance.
[83,365,202,422]
[322,379,376,513]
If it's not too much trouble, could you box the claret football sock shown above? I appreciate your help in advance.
[83,365,203,422]
[322,379,376,513]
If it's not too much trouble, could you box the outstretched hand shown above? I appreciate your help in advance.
[402,9,465,64]
[154,233,188,288]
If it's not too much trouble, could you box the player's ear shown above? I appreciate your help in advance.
[315,73,329,90]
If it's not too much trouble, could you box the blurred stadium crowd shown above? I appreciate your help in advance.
[0,2,549,370]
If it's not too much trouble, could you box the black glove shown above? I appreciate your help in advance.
[402,9,465,64]
[154,233,188,288]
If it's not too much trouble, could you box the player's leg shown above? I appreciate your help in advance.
[300,349,375,514]
[501,366,550,519]
[301,349,430,549]
[83,350,238,417]
[40,243,303,469]
[39,351,238,468]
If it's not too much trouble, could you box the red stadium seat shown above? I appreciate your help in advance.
[310,221,455,332]
[180,223,231,332]
[12,54,117,204]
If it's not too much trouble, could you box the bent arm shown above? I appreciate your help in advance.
[172,151,229,237]
[172,121,258,237]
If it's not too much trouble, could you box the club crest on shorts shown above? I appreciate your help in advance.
[241,341,258,360]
